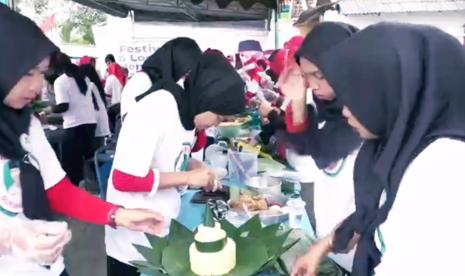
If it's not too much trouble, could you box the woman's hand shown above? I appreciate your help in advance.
[278,64,307,103]
[205,171,222,192]
[259,100,274,124]
[8,220,72,265]
[115,208,166,236]
[187,167,212,189]
[292,234,334,276]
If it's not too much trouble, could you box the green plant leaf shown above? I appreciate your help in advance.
[276,257,290,276]
[260,237,301,273]
[228,237,269,276]
[162,240,196,276]
[238,215,262,236]
[136,266,165,276]
[220,219,240,240]
[130,260,167,276]
[266,230,293,256]
[134,244,161,265]
[169,220,194,243]
[260,223,282,238]
[143,234,169,266]
[204,204,215,227]
[276,238,301,260]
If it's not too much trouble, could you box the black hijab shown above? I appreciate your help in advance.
[185,51,246,123]
[141,37,202,89]
[52,52,88,95]
[285,22,361,169]
[0,5,59,220]
[138,51,246,130]
[315,23,465,275]
[80,64,107,106]
[136,38,202,128]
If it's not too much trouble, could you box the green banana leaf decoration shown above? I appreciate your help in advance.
[132,209,343,276]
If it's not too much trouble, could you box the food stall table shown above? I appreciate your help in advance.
[141,179,316,276]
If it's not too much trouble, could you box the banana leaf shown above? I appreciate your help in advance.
[169,220,194,243]
[228,237,269,276]
[279,229,344,276]
[162,240,196,276]
[134,245,161,265]
[238,215,262,236]
[134,216,301,276]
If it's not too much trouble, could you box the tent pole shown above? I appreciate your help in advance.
[274,1,279,48]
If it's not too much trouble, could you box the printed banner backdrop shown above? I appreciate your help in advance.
[116,39,166,76]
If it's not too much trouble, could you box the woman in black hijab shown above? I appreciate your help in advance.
[293,23,465,276]
[120,37,202,119]
[281,22,362,169]
[107,50,245,275]
[278,22,362,272]
[0,6,165,275]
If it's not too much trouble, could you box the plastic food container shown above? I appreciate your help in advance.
[205,141,229,168]
[245,176,282,195]
[228,150,258,183]
[218,123,242,138]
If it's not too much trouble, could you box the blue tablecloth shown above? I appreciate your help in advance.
[178,186,315,237]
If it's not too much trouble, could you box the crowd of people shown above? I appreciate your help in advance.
[1,2,465,276]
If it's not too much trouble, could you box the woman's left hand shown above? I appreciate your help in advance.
[115,208,166,236]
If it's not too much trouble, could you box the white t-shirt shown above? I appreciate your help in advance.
[313,151,357,272]
[119,72,152,119]
[54,74,97,129]
[105,75,123,106]
[105,90,196,265]
[0,117,66,276]
[90,83,110,137]
[375,138,465,276]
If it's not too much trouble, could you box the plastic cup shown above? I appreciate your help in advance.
[287,198,306,229]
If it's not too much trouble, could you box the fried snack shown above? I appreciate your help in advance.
[231,194,268,212]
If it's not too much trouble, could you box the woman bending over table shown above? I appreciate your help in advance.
[292,23,465,276]
[106,50,246,276]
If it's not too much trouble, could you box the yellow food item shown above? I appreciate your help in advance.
[218,116,251,128]
[218,121,242,127]
[189,223,236,276]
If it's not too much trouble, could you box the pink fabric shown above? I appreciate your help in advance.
[79,56,94,66]
[108,63,127,87]
[270,36,305,77]
[284,36,305,53]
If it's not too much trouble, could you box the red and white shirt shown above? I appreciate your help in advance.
[0,117,116,275]
[0,117,66,275]
[105,88,197,265]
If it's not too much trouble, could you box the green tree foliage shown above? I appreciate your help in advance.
[61,5,107,45]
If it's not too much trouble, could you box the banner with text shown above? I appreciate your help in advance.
[117,39,167,76]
